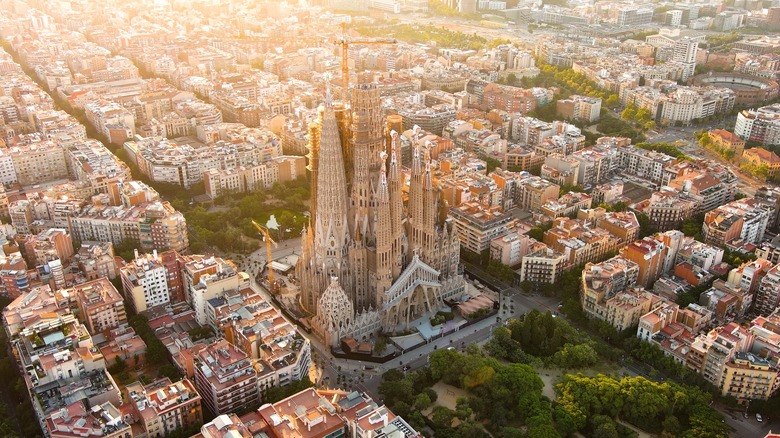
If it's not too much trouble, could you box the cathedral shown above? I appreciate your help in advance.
[297,82,464,348]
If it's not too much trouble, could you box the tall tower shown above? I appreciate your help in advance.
[388,130,406,277]
[407,127,426,256]
[350,85,385,243]
[313,92,351,284]
[306,109,322,226]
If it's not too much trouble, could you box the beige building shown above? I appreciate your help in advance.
[73,278,127,335]
[581,255,640,319]
[517,241,568,284]
[720,352,780,400]
[603,288,661,331]
[450,202,516,253]
[4,140,68,185]
[126,378,203,437]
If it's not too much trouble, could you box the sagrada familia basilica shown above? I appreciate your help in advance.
[297,81,465,348]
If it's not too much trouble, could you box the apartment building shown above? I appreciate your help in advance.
[703,198,770,247]
[617,144,676,184]
[120,251,172,313]
[207,288,311,395]
[183,255,248,325]
[2,140,68,185]
[735,104,780,146]
[514,175,559,211]
[84,100,136,144]
[581,256,640,319]
[124,133,282,189]
[755,265,780,316]
[73,278,127,335]
[517,241,568,284]
[126,378,203,437]
[449,202,515,253]
[193,339,259,416]
[490,230,532,268]
[594,211,640,245]
[720,352,780,400]
[631,189,698,232]
[70,201,189,253]
[22,228,74,267]
[621,237,668,289]
[556,95,602,123]
[46,401,130,438]
[203,155,306,199]
[603,289,661,331]
[543,217,620,268]
[675,237,724,272]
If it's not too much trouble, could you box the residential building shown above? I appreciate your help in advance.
[193,339,258,416]
[594,211,640,245]
[735,104,780,146]
[516,241,567,284]
[46,401,130,438]
[120,250,172,313]
[490,230,532,268]
[702,198,770,247]
[126,378,203,437]
[73,278,127,335]
[720,352,779,400]
[206,288,312,394]
[556,95,601,123]
[543,217,620,268]
[621,237,668,289]
[183,255,247,325]
[630,189,698,232]
[675,237,724,272]
[449,202,515,253]
[755,265,780,316]
[70,201,189,253]
[603,288,661,331]
[581,256,640,319]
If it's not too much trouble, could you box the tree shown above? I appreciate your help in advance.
[552,343,599,369]
[635,108,653,125]
[431,406,456,430]
[621,105,637,122]
[644,120,657,131]
[605,94,620,109]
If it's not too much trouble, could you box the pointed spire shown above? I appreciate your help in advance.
[411,125,423,175]
[424,141,433,190]
[323,71,333,108]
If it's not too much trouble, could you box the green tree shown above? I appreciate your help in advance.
[621,105,637,122]
[605,94,620,109]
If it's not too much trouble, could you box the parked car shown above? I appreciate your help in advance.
[757,413,763,422]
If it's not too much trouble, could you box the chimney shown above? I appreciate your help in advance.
[153,249,158,261]
[134,249,139,260]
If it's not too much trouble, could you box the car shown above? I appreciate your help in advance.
[756,413,763,422]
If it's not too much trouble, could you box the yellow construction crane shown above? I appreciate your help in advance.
[252,220,279,292]
[335,22,397,103]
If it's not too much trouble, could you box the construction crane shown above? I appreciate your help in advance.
[335,22,397,103]
[252,220,279,293]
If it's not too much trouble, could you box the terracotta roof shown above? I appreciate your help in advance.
[745,147,780,164]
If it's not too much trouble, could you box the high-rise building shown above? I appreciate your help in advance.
[672,37,699,81]
[298,84,464,347]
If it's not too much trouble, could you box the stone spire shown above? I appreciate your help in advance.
[374,151,393,298]
[313,97,350,275]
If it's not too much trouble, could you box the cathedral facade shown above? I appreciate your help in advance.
[297,84,464,348]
